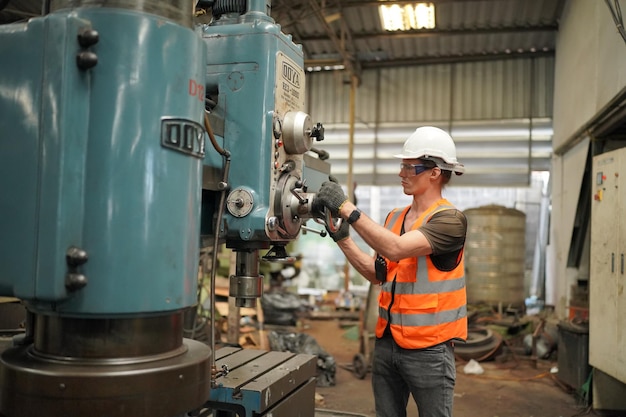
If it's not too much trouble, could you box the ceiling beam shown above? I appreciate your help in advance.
[341,0,526,6]
[305,49,554,69]
[298,24,558,42]
[307,0,362,80]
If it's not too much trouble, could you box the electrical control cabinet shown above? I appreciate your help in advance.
[590,148,626,385]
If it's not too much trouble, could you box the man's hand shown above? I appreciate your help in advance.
[327,220,349,242]
[313,176,349,216]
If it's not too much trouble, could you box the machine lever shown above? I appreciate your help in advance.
[325,208,342,233]
[313,209,342,234]
[301,225,327,237]
[290,187,308,205]
[311,147,329,160]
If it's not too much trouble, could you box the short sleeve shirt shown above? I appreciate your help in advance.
[417,209,467,271]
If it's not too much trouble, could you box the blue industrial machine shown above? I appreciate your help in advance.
[0,0,330,416]
[200,0,327,308]
[198,1,329,415]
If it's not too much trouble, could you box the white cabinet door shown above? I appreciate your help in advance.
[590,148,626,384]
[618,159,626,381]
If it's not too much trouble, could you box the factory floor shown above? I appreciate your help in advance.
[299,319,587,417]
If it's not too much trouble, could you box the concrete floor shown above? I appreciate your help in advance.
[304,319,586,417]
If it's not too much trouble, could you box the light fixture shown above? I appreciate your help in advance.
[379,2,435,31]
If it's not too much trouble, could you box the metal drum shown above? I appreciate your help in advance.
[464,204,526,308]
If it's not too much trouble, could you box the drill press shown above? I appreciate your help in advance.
[199,1,329,415]
[0,1,210,416]
[201,0,327,309]
[0,1,331,416]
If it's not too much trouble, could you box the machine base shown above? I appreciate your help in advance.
[0,338,211,417]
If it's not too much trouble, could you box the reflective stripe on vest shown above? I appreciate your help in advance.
[378,304,467,326]
[376,199,467,349]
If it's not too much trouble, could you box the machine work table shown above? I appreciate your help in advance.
[201,346,317,417]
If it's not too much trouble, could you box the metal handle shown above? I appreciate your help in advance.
[301,225,327,237]
[612,252,615,273]
[325,208,342,233]
[312,208,343,234]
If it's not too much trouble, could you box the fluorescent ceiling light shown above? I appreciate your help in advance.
[379,2,435,31]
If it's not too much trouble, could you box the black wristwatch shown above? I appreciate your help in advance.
[347,209,361,225]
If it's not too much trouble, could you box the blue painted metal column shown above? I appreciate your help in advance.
[0,3,212,416]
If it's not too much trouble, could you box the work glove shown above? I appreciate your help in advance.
[313,176,349,217]
[327,219,350,242]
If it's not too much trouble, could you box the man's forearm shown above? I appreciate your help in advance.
[336,237,377,282]
[338,201,403,261]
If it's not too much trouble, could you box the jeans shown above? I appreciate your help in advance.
[371,336,456,417]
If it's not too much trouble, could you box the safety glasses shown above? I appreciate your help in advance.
[399,163,434,177]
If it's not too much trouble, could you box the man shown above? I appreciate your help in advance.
[313,126,468,417]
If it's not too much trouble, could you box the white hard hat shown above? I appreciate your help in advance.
[394,126,465,175]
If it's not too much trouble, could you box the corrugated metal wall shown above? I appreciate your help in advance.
[308,57,553,123]
[305,57,554,186]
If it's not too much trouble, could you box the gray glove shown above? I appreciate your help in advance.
[327,220,349,242]
[313,176,349,216]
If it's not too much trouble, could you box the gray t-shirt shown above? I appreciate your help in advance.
[400,209,467,272]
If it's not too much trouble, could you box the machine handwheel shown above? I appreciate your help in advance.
[352,353,368,379]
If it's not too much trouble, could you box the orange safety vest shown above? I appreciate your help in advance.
[375,198,468,349]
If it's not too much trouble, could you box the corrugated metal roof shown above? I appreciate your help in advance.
[271,0,564,74]
[0,1,564,73]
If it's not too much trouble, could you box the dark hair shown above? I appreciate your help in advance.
[440,169,452,184]
[420,157,452,185]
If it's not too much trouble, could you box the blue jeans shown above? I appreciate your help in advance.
[371,336,456,417]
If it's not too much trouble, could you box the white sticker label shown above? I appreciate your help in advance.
[275,52,305,114]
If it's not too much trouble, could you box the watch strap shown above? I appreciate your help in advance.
[347,209,361,225]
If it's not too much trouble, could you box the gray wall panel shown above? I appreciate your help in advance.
[307,57,553,125]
